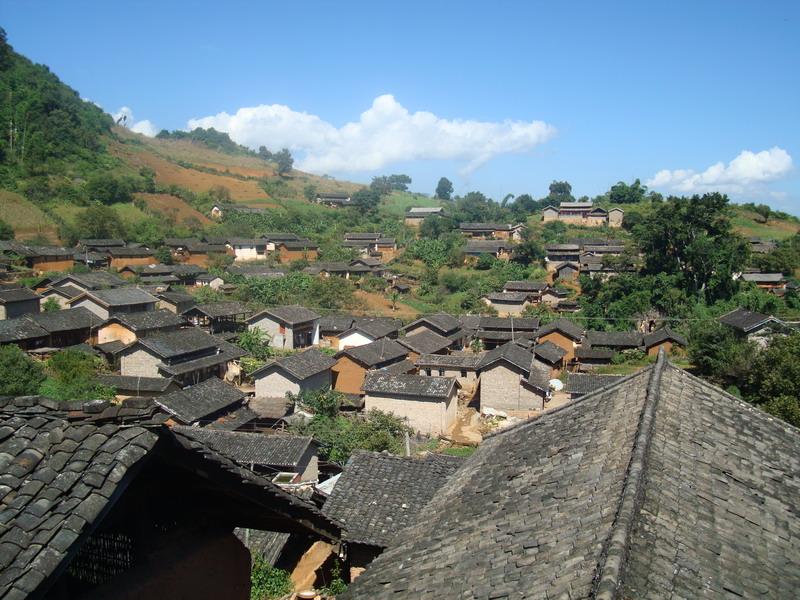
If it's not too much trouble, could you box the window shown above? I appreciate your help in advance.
[279,324,286,335]
[461,369,467,378]
[438,369,445,376]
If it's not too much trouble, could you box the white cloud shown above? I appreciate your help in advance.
[187,94,556,174]
[113,106,158,137]
[647,147,793,195]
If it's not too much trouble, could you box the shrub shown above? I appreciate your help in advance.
[250,557,293,600]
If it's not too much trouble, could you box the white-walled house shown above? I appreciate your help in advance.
[247,305,321,350]
[251,348,336,398]
[362,372,458,436]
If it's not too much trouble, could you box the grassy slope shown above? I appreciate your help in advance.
[380,190,441,217]
[0,190,60,242]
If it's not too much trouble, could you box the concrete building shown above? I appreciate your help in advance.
[251,348,336,398]
[477,341,551,413]
[247,305,321,350]
[362,372,458,436]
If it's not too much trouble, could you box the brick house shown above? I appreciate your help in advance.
[251,348,336,398]
[247,305,321,350]
[477,341,551,413]
[332,338,409,395]
[96,310,187,345]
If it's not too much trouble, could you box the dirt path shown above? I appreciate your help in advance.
[353,290,419,319]
[448,406,482,445]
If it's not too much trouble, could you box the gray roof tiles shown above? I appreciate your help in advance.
[322,450,464,547]
[108,309,187,331]
[76,287,158,307]
[183,301,251,319]
[0,288,40,303]
[249,305,321,326]
[338,338,408,367]
[251,348,336,381]
[536,318,585,341]
[718,307,776,332]
[154,378,245,424]
[171,428,314,467]
[343,355,800,598]
[98,375,176,393]
[362,372,456,399]
[398,329,453,355]
[564,373,625,396]
[136,327,221,358]
[415,352,482,369]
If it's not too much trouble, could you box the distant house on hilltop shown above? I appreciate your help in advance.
[316,192,353,207]
[404,206,444,227]
[542,201,623,228]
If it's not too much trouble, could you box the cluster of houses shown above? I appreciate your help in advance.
[481,280,573,316]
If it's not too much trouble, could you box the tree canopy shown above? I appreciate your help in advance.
[435,177,453,200]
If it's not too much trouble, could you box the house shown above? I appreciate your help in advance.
[563,372,624,399]
[533,340,567,377]
[0,316,49,349]
[275,239,319,263]
[404,206,444,227]
[540,286,569,307]
[251,348,336,398]
[107,246,157,270]
[362,372,458,436]
[573,346,615,370]
[544,244,581,270]
[343,352,800,599]
[718,307,793,346]
[24,246,76,274]
[98,374,180,399]
[157,290,197,314]
[38,271,128,294]
[154,377,247,425]
[318,314,361,348]
[398,328,453,360]
[124,263,206,286]
[463,240,513,262]
[183,241,229,266]
[183,301,250,334]
[0,396,339,600]
[226,264,286,279]
[542,201,624,227]
[173,427,320,483]
[332,338,410,395]
[344,232,382,244]
[196,273,225,289]
[316,191,352,206]
[553,261,580,282]
[749,237,778,254]
[481,291,532,316]
[459,222,526,240]
[477,340,551,413]
[403,313,466,349]
[247,305,321,349]
[77,238,126,251]
[96,309,187,345]
[373,237,398,261]
[475,316,539,349]
[642,326,688,357]
[337,317,401,350]
[502,280,548,298]
[0,287,41,319]
[416,352,481,387]
[536,318,584,362]
[585,330,644,352]
[227,238,269,262]
[0,307,103,350]
[118,327,245,386]
[740,272,787,293]
[37,283,83,309]
[68,287,159,320]
[321,451,463,574]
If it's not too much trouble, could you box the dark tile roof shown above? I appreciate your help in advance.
[318,314,356,333]
[154,377,245,424]
[184,301,250,318]
[28,307,104,333]
[642,326,688,348]
[535,317,584,341]
[344,232,382,240]
[0,288,40,303]
[45,284,82,299]
[277,239,318,250]
[249,396,294,420]
[344,355,800,598]
[156,290,196,305]
[78,238,126,247]
[55,271,128,290]
[459,222,515,231]
[106,246,154,258]
[380,358,417,376]
[476,330,536,343]
[478,316,539,332]
[362,372,456,399]
[404,313,462,336]
[136,327,221,358]
[741,272,785,283]
[564,373,625,396]
[76,287,158,307]
[346,317,401,339]
[248,305,321,326]
[398,329,453,355]
[415,352,481,369]
[108,309,187,331]
[98,374,176,393]
[322,451,464,547]
[478,340,535,372]
[483,291,531,303]
[533,340,567,364]
[574,346,615,360]
[227,265,286,278]
[338,338,408,367]
[718,307,777,332]
[463,240,513,253]
[251,348,336,381]
[207,405,259,430]
[586,330,644,348]
[156,340,245,376]
[172,428,314,467]
[503,280,548,292]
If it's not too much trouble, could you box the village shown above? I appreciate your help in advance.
[1,193,798,599]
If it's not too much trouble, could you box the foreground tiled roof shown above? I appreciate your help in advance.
[322,451,464,547]
[415,352,481,369]
[97,375,176,393]
[343,355,800,599]
[564,372,625,396]
[172,428,314,468]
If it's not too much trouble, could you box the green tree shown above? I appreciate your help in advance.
[351,188,381,213]
[605,179,649,204]
[753,204,771,224]
[75,204,127,240]
[543,181,574,204]
[85,174,134,205]
[250,557,293,600]
[0,218,13,240]
[688,320,753,388]
[634,193,749,301]
[237,327,274,361]
[273,148,294,175]
[0,345,46,396]
[39,349,114,403]
[743,333,800,426]
[435,177,454,200]
[41,297,61,312]
[303,183,318,202]
[153,247,174,265]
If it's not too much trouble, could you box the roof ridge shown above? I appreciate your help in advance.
[592,350,666,599]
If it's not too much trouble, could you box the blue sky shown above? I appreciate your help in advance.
[4,1,799,212]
